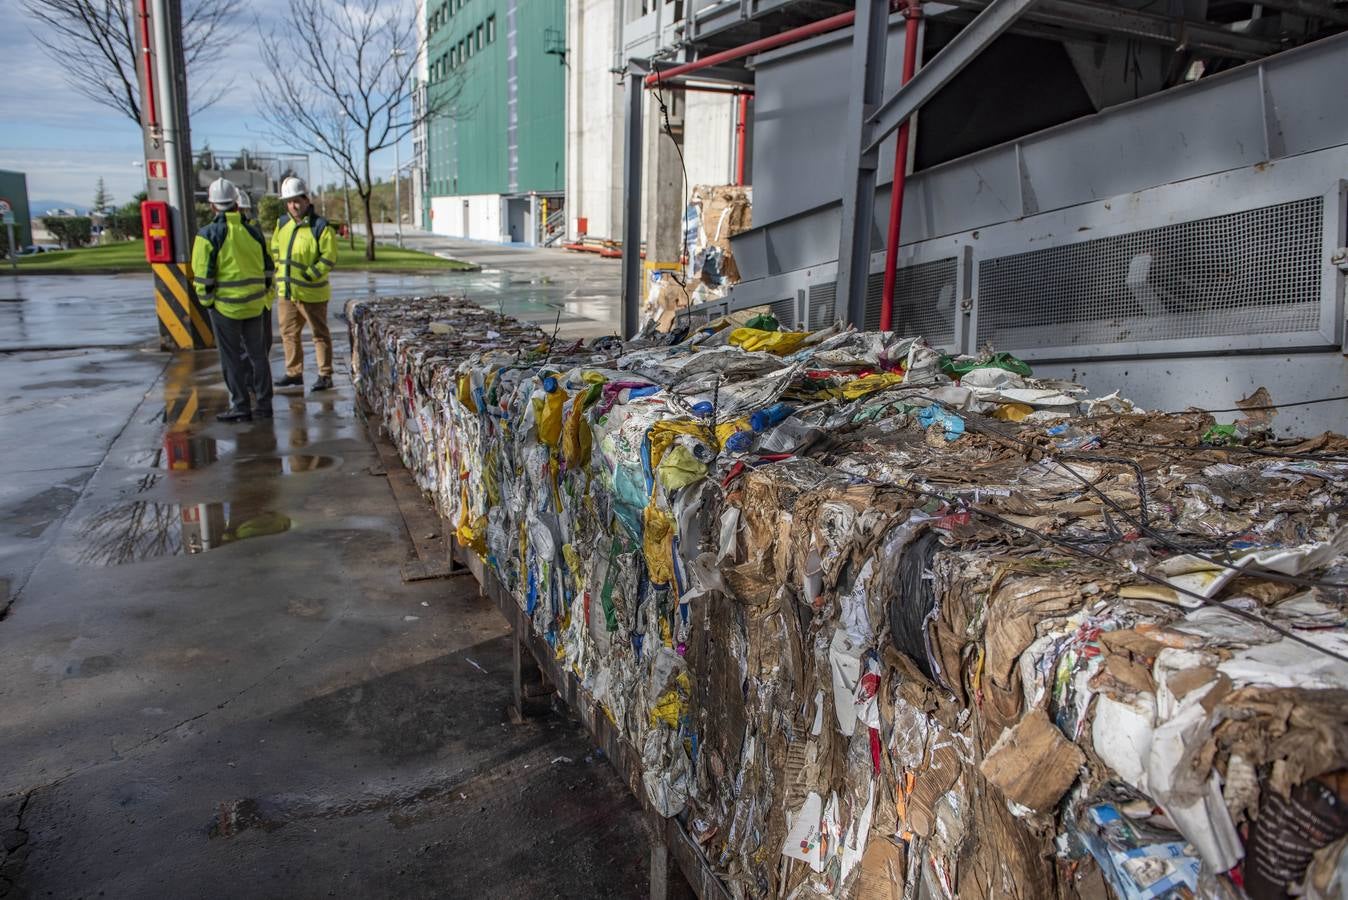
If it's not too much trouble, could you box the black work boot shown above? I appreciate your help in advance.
[216,409,253,423]
[275,373,304,388]
[310,376,334,392]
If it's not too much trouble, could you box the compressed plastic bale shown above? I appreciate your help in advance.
[345,294,1348,900]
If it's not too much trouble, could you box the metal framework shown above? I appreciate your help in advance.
[838,0,1041,326]
[621,63,648,339]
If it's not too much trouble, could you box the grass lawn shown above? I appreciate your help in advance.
[12,240,148,272]
[12,237,474,274]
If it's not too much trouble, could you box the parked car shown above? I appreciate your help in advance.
[18,245,46,255]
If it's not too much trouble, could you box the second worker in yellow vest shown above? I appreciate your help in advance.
[192,177,276,423]
[272,176,337,392]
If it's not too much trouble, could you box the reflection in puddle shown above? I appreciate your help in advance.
[126,434,334,475]
[233,455,337,475]
[128,435,236,470]
[75,501,292,565]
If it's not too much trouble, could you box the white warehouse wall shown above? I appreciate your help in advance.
[429,194,502,241]
[682,92,737,190]
[566,0,625,241]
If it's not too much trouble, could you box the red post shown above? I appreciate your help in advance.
[137,0,159,128]
[734,94,751,186]
[880,1,922,332]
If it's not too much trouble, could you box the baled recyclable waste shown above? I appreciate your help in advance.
[348,295,1348,899]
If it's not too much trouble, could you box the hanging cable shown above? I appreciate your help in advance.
[1174,393,1348,415]
[929,398,1348,590]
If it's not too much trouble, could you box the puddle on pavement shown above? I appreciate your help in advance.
[127,435,236,469]
[233,455,337,475]
[73,501,292,565]
[125,434,334,474]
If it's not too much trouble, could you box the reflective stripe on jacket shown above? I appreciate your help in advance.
[271,210,336,303]
[190,211,275,320]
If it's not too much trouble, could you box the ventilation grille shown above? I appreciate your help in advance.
[975,198,1325,353]
[804,257,959,341]
[807,282,837,331]
[769,297,797,329]
[863,258,958,344]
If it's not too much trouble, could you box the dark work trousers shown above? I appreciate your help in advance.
[209,308,274,414]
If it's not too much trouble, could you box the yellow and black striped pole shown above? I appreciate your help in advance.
[161,352,201,430]
[153,261,215,351]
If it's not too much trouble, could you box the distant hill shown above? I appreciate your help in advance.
[30,200,88,216]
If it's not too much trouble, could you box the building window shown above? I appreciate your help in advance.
[465,37,472,59]
[487,15,495,42]
[475,24,483,50]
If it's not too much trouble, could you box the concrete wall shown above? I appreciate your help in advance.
[429,193,503,241]
[566,0,624,241]
[682,93,737,190]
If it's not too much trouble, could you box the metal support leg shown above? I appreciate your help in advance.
[442,522,469,576]
[621,63,647,339]
[836,0,892,328]
[649,829,696,900]
[509,607,554,723]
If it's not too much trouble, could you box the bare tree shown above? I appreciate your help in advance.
[20,0,243,124]
[256,0,462,261]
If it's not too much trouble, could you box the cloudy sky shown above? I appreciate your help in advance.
[0,0,404,208]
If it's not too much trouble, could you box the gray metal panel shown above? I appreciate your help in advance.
[723,139,1348,360]
[1261,44,1348,159]
[905,147,1021,240]
[768,205,842,273]
[746,31,1348,263]
[752,15,913,224]
[1033,352,1348,438]
[975,198,1326,351]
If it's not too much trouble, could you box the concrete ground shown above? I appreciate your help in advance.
[0,254,650,898]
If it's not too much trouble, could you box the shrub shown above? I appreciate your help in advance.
[43,216,93,249]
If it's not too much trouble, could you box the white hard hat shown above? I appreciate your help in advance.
[208,177,239,206]
[237,190,252,210]
[280,176,309,201]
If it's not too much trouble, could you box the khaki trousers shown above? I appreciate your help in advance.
[277,298,332,377]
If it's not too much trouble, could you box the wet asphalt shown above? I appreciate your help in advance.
[0,245,649,898]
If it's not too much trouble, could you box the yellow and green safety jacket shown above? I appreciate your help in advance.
[271,209,336,303]
[191,211,275,320]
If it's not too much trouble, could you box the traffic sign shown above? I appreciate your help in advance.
[0,199,13,225]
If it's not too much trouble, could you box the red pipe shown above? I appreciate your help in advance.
[644,9,857,87]
[734,94,750,186]
[662,83,755,95]
[137,0,159,128]
[879,1,922,332]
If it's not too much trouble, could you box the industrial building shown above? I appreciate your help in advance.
[422,0,567,243]
[602,0,1348,434]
